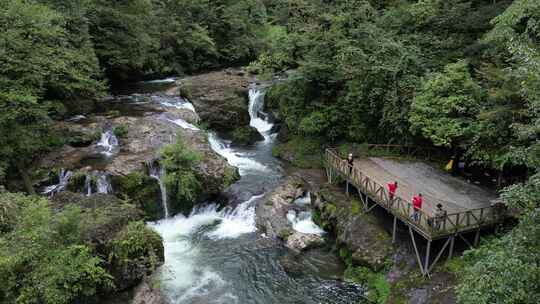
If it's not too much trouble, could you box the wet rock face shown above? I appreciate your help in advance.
[313,187,393,271]
[39,97,238,212]
[177,68,252,132]
[131,279,168,304]
[255,176,304,240]
[286,232,325,252]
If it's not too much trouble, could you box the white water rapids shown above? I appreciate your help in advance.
[148,85,359,304]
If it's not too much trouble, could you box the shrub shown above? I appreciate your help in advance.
[160,137,203,211]
[113,125,129,138]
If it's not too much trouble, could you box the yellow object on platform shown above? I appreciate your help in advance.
[445,159,454,171]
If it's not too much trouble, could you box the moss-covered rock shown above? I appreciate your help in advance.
[107,221,164,291]
[272,135,324,168]
[313,186,393,271]
[112,173,162,220]
[230,125,264,145]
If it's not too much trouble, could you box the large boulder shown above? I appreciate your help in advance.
[255,176,304,240]
[175,68,252,132]
[131,278,168,304]
[313,186,393,271]
[49,192,165,291]
[286,232,325,252]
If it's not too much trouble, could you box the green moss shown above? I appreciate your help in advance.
[323,203,337,216]
[222,166,240,189]
[272,135,323,168]
[345,265,390,304]
[113,172,162,220]
[351,199,362,215]
[112,124,129,138]
[178,81,193,99]
[66,171,87,193]
[278,228,293,240]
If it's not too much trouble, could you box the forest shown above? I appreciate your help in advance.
[0,0,539,303]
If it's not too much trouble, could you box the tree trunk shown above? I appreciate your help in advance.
[16,162,35,195]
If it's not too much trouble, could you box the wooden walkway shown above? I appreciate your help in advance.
[324,148,507,275]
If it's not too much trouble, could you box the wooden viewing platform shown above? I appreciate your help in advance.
[324,148,506,275]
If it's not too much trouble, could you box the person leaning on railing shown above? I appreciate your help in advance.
[346,153,354,174]
[433,203,447,230]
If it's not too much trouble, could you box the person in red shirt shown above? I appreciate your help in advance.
[387,181,398,201]
[412,193,423,222]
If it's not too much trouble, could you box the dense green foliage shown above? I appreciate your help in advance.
[160,138,203,211]
[0,0,272,193]
[256,1,540,302]
[0,192,163,303]
[0,194,112,303]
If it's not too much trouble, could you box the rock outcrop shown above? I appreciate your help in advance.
[313,186,393,271]
[174,68,252,132]
[256,176,326,251]
[131,278,168,304]
[50,192,165,291]
[286,232,325,252]
[255,176,304,239]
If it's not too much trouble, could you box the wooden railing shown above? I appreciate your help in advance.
[325,149,503,238]
[333,143,448,162]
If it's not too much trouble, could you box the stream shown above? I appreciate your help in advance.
[148,83,365,304]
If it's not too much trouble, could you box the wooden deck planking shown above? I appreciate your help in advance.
[354,158,496,216]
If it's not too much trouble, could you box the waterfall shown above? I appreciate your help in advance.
[85,175,93,196]
[166,118,200,131]
[208,133,269,174]
[42,169,72,195]
[96,173,112,194]
[287,210,325,235]
[248,88,274,140]
[97,130,119,156]
[152,95,196,112]
[149,163,169,218]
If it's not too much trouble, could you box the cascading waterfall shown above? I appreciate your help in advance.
[97,130,119,156]
[42,169,72,195]
[248,87,274,141]
[147,83,362,303]
[85,175,93,196]
[149,163,169,218]
[96,173,112,194]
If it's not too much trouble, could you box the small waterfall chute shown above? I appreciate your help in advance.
[248,88,274,140]
[42,169,72,196]
[287,210,325,235]
[149,163,169,218]
[85,174,93,196]
[96,173,112,194]
[166,118,200,131]
[97,130,119,156]
[153,95,196,112]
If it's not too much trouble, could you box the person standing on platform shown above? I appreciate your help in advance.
[433,203,447,230]
[347,153,354,175]
[387,181,398,202]
[412,193,423,222]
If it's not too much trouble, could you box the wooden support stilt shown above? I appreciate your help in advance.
[428,237,451,273]
[346,182,350,196]
[424,240,432,277]
[458,233,473,249]
[366,201,377,213]
[474,228,480,247]
[392,216,397,244]
[448,235,455,260]
[409,227,425,275]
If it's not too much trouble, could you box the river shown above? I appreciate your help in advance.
[147,83,365,304]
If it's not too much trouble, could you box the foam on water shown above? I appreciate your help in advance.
[97,130,119,156]
[287,210,325,235]
[149,195,262,303]
[167,118,200,131]
[208,133,269,174]
[153,95,196,112]
[144,77,177,84]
